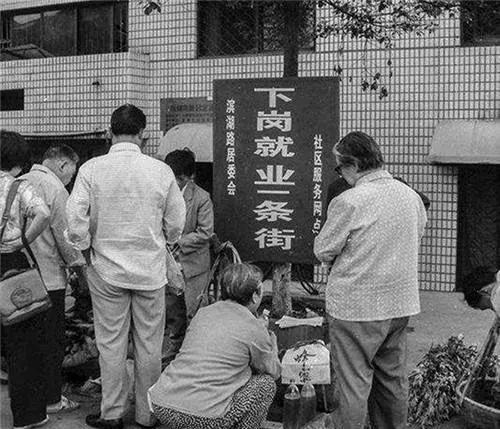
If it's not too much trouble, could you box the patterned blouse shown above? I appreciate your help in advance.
[314,170,428,322]
[0,171,49,253]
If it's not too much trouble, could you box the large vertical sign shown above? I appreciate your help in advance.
[214,78,339,263]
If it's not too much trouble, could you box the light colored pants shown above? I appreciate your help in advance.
[88,266,165,426]
[328,316,409,429]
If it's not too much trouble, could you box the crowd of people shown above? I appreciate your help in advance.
[2,103,498,429]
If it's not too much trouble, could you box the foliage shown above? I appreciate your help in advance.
[408,335,478,428]
[139,0,460,97]
[315,0,459,98]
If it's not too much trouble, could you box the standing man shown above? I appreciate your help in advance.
[67,104,186,429]
[314,131,427,429]
[22,145,85,414]
[162,149,214,366]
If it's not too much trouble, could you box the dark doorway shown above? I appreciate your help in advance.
[456,165,500,289]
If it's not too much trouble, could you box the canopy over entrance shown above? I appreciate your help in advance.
[156,123,212,162]
[428,120,500,164]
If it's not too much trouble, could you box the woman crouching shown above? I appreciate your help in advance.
[148,262,281,429]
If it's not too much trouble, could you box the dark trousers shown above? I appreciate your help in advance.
[328,316,409,429]
[1,251,48,427]
[42,289,66,405]
[162,289,187,367]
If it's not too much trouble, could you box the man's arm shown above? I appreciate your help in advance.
[66,166,92,251]
[178,194,214,254]
[163,177,186,245]
[52,188,86,266]
[313,197,355,262]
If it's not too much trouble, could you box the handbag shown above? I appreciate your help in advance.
[165,245,186,296]
[0,180,52,326]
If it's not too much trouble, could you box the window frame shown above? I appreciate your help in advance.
[460,0,500,47]
[196,0,316,59]
[0,1,128,59]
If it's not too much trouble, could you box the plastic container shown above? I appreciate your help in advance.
[299,381,317,426]
[283,383,301,429]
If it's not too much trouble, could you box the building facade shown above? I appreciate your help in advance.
[1,0,499,292]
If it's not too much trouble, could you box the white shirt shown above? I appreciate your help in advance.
[314,170,427,321]
[66,143,186,290]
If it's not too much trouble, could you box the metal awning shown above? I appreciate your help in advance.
[22,129,108,139]
[156,123,212,162]
[428,120,500,164]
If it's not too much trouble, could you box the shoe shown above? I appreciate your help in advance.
[85,413,124,429]
[47,395,80,414]
[13,415,49,429]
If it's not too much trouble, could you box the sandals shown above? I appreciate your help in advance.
[46,395,80,414]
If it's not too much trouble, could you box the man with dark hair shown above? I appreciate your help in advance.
[462,266,500,313]
[67,104,186,429]
[22,143,85,414]
[314,131,427,429]
[162,149,214,366]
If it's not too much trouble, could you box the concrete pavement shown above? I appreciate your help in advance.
[1,290,494,428]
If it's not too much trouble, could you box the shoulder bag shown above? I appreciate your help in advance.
[0,180,52,326]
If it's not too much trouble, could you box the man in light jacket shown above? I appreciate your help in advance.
[162,149,214,366]
[67,104,186,429]
[22,144,86,414]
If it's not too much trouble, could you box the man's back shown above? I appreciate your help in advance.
[67,143,186,290]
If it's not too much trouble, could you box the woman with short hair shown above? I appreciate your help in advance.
[1,130,50,429]
[149,262,281,429]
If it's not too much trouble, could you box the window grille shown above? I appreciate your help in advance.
[197,0,315,57]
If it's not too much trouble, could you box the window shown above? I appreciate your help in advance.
[197,1,315,57]
[461,0,500,46]
[0,1,128,60]
[0,89,24,111]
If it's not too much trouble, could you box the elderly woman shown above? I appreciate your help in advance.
[149,263,280,429]
[1,130,50,429]
[314,131,427,429]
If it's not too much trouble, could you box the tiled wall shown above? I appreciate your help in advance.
[1,0,499,291]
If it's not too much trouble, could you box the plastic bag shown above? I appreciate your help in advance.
[165,246,185,296]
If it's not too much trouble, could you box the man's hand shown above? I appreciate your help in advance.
[71,265,89,294]
[168,242,181,258]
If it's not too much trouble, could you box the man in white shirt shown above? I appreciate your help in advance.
[67,104,186,429]
[22,145,86,415]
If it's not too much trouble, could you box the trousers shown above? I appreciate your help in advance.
[1,251,47,427]
[328,316,410,429]
[42,289,66,405]
[162,271,210,366]
[88,266,165,426]
[152,374,276,429]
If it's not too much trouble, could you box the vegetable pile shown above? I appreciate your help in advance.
[408,335,478,428]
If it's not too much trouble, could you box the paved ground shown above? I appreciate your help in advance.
[1,289,495,428]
